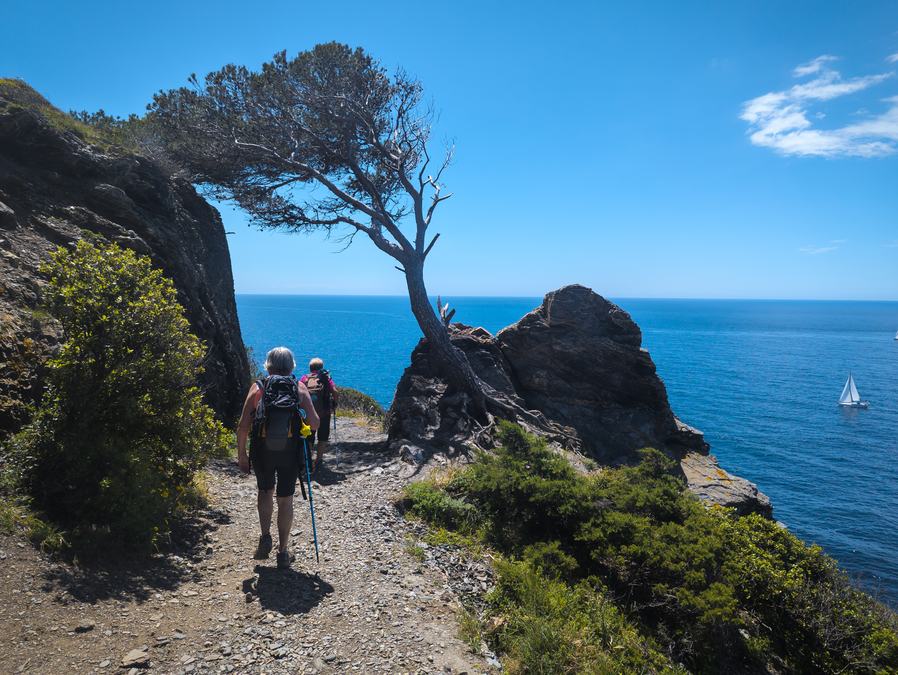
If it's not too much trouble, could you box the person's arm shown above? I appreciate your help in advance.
[296,381,320,430]
[236,383,261,473]
[329,377,338,410]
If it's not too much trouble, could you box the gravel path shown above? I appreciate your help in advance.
[0,418,490,674]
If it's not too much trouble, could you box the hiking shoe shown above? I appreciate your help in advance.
[254,533,273,560]
[276,550,293,570]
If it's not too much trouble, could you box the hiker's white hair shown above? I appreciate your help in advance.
[265,347,295,376]
[309,357,324,372]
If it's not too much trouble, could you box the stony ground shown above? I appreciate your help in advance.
[0,418,491,674]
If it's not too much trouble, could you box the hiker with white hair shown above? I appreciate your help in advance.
[236,347,319,569]
[300,357,339,473]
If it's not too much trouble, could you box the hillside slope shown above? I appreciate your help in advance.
[0,79,248,432]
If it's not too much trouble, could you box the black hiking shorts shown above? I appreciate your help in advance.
[251,448,299,497]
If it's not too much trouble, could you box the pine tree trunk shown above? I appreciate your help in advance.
[403,258,488,421]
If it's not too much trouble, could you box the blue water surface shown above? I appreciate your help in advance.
[237,295,898,606]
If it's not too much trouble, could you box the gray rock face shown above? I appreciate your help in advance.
[0,85,249,433]
[497,285,706,461]
[388,285,772,517]
[387,325,506,452]
[681,452,772,517]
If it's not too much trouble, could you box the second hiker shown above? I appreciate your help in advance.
[301,357,338,472]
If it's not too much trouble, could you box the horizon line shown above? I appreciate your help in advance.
[234,292,898,303]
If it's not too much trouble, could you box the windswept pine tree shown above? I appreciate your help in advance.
[149,44,496,415]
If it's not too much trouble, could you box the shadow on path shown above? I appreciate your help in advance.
[243,566,334,615]
[44,506,232,603]
[311,439,394,486]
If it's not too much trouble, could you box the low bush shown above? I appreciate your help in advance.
[404,421,898,673]
[403,480,479,532]
[490,559,681,674]
[5,241,229,553]
[336,386,385,421]
[0,495,67,553]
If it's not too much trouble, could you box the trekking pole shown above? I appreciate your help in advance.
[301,436,320,563]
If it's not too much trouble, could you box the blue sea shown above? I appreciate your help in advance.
[237,295,898,607]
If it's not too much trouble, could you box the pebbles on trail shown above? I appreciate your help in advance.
[0,419,493,674]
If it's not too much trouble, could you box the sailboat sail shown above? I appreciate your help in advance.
[848,374,860,403]
[839,373,867,406]
[839,377,854,405]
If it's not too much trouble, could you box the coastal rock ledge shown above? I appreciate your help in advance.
[389,284,772,518]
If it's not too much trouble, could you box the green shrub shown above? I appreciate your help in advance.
[6,241,228,552]
[489,559,681,674]
[457,423,595,551]
[403,480,479,532]
[337,386,385,421]
[0,496,67,553]
[409,421,898,673]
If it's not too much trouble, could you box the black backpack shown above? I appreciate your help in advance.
[251,375,303,453]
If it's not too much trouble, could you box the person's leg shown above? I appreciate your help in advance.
[274,455,299,566]
[315,441,328,469]
[313,415,330,470]
[276,495,294,552]
[258,488,274,534]
[253,451,276,559]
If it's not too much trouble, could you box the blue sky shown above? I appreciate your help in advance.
[3,1,897,299]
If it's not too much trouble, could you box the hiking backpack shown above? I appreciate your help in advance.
[251,375,303,453]
[305,370,332,416]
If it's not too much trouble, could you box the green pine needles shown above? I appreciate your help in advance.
[403,422,898,673]
[7,240,229,553]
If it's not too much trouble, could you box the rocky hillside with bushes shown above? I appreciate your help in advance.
[0,79,248,433]
[402,423,898,673]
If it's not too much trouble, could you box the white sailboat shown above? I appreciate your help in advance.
[838,373,869,408]
[894,331,898,340]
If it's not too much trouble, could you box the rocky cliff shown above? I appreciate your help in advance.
[0,80,249,433]
[389,285,771,517]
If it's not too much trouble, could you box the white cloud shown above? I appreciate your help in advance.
[741,55,898,157]
[888,53,898,64]
[799,245,839,255]
[793,55,839,77]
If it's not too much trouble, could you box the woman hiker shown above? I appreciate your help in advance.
[237,347,319,569]
[300,357,338,473]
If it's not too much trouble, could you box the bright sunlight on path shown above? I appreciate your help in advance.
[0,419,488,674]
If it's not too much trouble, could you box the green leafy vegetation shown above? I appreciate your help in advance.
[490,560,682,674]
[3,241,229,553]
[0,495,68,553]
[404,421,898,673]
[0,78,147,153]
[68,108,146,150]
[337,387,385,422]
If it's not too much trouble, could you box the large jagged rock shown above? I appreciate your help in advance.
[497,285,707,461]
[0,80,249,433]
[388,285,772,517]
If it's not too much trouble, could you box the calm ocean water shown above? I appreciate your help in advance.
[237,295,898,606]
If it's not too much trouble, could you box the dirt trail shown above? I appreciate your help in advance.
[0,418,489,674]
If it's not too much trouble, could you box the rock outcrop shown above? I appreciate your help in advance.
[497,286,708,461]
[0,80,249,433]
[389,285,772,517]
[681,453,772,518]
